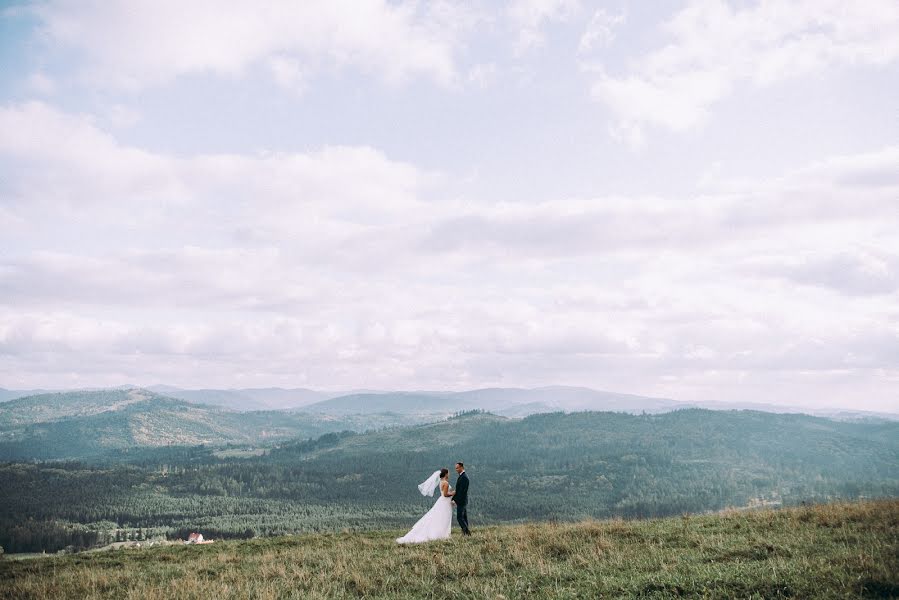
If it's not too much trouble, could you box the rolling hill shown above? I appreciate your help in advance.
[0,388,48,403]
[449,385,683,414]
[1,408,896,555]
[295,386,688,417]
[269,409,899,519]
[4,385,895,421]
[147,386,342,410]
[0,389,435,460]
[301,392,462,415]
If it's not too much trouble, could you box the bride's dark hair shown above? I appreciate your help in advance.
[439,468,449,478]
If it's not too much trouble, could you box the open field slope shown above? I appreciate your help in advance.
[1,500,896,599]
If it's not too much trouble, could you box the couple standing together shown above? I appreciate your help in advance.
[396,462,470,544]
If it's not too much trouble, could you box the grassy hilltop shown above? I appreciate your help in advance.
[2,499,896,599]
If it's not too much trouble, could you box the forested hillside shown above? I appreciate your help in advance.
[0,389,434,460]
[148,386,339,410]
[1,409,896,553]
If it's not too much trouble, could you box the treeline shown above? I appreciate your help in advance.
[0,520,101,554]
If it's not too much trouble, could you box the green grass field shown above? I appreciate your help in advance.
[1,500,896,599]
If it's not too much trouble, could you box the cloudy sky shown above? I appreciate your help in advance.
[1,0,897,410]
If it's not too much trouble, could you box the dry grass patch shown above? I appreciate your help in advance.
[1,499,896,599]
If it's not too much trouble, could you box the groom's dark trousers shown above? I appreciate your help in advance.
[454,472,471,535]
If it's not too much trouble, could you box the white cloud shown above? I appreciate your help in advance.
[749,249,899,296]
[32,0,463,91]
[1,102,897,409]
[0,101,182,216]
[106,104,142,128]
[591,0,899,142]
[467,62,498,88]
[509,0,581,54]
[578,8,624,54]
[419,144,899,258]
[25,72,56,95]
[268,56,307,96]
[0,101,432,225]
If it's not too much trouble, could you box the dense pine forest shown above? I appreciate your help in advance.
[2,408,896,554]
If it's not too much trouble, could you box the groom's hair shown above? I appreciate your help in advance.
[439,468,449,478]
[456,462,464,468]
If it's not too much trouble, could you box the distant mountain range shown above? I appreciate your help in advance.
[146,385,341,411]
[0,388,50,403]
[297,386,688,417]
[0,384,895,423]
[450,386,684,415]
[0,388,435,460]
[302,392,462,415]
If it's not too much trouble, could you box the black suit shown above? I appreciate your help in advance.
[454,472,471,535]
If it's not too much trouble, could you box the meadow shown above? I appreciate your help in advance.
[1,499,896,599]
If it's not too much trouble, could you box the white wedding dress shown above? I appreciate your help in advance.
[396,473,453,544]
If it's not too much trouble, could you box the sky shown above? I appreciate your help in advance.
[0,0,897,411]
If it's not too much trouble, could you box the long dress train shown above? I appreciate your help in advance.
[396,489,453,544]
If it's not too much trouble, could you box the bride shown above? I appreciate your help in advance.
[396,468,454,544]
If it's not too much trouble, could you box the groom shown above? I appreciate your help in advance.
[453,462,471,536]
